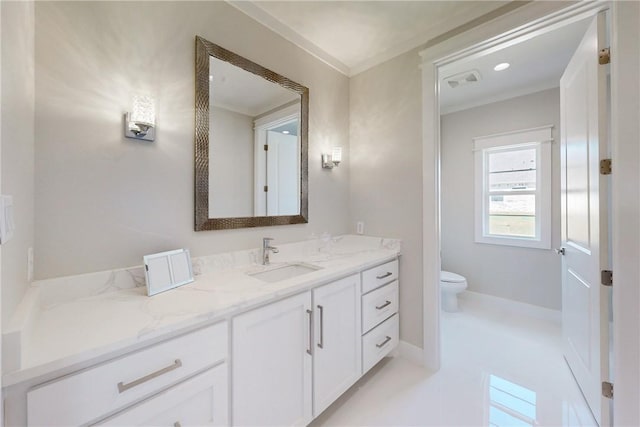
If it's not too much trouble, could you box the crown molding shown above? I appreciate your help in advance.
[227,1,351,76]
[228,1,526,78]
[349,3,525,76]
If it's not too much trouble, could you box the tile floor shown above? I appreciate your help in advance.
[312,295,598,426]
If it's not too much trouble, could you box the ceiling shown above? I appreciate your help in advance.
[209,55,298,117]
[224,1,591,114]
[439,17,592,114]
[229,1,512,76]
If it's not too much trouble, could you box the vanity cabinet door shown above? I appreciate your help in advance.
[312,274,362,417]
[232,292,312,426]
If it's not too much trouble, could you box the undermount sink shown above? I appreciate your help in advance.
[248,263,322,283]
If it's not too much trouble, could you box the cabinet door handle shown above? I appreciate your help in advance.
[376,272,393,280]
[306,309,313,355]
[376,300,392,310]
[376,336,392,348]
[117,359,182,393]
[317,305,324,349]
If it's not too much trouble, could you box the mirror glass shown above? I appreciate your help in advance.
[195,37,309,230]
[208,56,300,218]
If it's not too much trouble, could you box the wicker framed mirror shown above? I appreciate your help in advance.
[195,36,309,231]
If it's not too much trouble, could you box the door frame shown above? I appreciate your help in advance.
[420,1,640,423]
[253,104,300,216]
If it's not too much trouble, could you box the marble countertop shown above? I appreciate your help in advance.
[3,235,400,387]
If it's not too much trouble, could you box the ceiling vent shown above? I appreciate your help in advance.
[443,69,482,88]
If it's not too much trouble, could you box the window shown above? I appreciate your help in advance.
[474,126,552,249]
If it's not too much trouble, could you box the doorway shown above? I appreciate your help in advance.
[253,105,301,216]
[422,3,614,426]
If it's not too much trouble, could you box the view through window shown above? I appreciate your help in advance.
[473,126,552,249]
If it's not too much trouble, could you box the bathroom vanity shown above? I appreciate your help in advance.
[2,236,400,426]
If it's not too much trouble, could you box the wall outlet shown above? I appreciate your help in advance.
[27,247,34,282]
[356,221,364,235]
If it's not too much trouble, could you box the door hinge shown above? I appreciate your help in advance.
[263,185,268,192]
[602,381,614,399]
[264,144,269,151]
[600,159,612,175]
[599,47,610,65]
[601,270,613,287]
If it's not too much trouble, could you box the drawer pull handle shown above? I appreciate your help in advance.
[317,305,324,349]
[376,336,392,348]
[117,359,182,393]
[306,309,313,355]
[376,300,392,310]
[376,272,393,280]
[174,423,182,427]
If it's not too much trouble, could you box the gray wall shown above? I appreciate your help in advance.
[209,106,254,218]
[441,88,562,310]
[350,47,424,348]
[1,1,35,325]
[33,1,350,280]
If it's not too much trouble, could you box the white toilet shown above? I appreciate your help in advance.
[440,271,468,312]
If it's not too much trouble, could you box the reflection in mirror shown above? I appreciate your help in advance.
[195,36,309,230]
[208,55,300,218]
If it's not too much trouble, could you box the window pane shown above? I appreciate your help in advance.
[489,194,535,238]
[488,148,536,192]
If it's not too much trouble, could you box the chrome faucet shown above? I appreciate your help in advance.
[262,237,279,265]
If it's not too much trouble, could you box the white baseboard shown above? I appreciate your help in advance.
[459,290,561,326]
[397,340,424,366]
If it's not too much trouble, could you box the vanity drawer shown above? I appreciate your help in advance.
[96,364,228,426]
[27,321,228,427]
[362,314,399,374]
[362,281,398,334]
[362,259,398,294]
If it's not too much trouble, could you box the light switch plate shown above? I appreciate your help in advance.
[143,249,194,296]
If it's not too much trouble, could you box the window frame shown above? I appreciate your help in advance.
[473,126,553,249]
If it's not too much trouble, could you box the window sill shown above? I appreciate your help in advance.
[474,235,551,250]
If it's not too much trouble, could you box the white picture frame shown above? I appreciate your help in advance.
[143,249,194,296]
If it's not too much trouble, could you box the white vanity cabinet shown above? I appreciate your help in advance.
[25,322,228,427]
[361,259,400,374]
[6,250,400,427]
[96,363,228,426]
[232,292,313,426]
[312,274,362,416]
[232,274,362,425]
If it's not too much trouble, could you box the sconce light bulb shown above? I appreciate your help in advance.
[331,147,342,164]
[131,94,156,127]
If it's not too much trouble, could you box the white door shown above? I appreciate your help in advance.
[266,130,299,216]
[313,274,362,417]
[560,12,610,425]
[232,292,313,426]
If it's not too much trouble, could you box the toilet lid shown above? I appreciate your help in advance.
[441,271,466,283]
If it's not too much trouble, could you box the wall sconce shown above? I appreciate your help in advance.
[124,95,155,141]
[322,147,342,169]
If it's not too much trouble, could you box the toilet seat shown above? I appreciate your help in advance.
[440,271,465,283]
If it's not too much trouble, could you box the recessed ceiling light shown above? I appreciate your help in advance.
[494,63,510,71]
[209,75,213,81]
[282,130,290,134]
